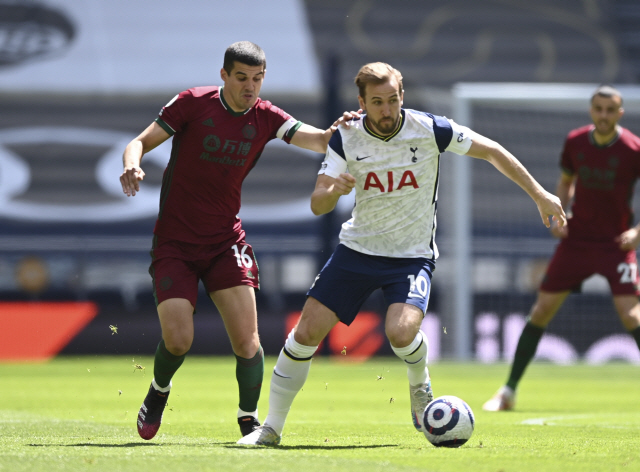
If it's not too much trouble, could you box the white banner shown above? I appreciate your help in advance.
[0,0,320,95]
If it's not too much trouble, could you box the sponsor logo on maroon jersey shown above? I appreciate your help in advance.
[577,165,616,190]
[200,134,251,159]
[199,153,247,166]
[203,135,221,152]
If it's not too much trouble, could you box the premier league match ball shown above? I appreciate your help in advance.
[422,395,475,448]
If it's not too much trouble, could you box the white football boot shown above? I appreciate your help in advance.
[409,379,434,431]
[482,385,516,411]
[236,425,281,446]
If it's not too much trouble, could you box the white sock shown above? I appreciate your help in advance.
[151,379,172,393]
[264,330,318,436]
[237,408,258,419]
[391,330,430,386]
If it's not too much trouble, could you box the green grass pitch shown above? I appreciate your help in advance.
[1,356,638,472]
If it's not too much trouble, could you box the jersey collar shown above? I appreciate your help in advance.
[219,86,254,117]
[363,109,405,142]
[588,125,621,148]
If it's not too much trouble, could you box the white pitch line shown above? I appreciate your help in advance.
[522,413,640,428]
[522,414,594,425]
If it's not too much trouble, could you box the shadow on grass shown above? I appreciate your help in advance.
[225,444,399,450]
[29,443,161,448]
[29,442,237,448]
[29,442,398,450]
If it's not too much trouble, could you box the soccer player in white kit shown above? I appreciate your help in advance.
[238,62,566,446]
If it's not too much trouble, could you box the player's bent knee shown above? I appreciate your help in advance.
[232,337,261,358]
[164,336,193,356]
[293,299,337,346]
[293,326,324,347]
[385,326,417,349]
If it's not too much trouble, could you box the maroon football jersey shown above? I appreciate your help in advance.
[152,86,300,244]
[560,125,640,245]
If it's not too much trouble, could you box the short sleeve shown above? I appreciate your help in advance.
[444,119,474,155]
[559,137,574,175]
[155,91,190,135]
[319,132,348,178]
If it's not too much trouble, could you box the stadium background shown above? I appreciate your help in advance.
[1,0,640,363]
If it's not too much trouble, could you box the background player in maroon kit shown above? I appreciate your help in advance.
[484,85,640,411]
[119,41,352,439]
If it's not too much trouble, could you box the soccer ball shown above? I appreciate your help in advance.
[422,395,475,448]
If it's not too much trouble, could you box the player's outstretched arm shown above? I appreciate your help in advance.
[290,110,362,154]
[120,122,170,197]
[550,171,574,238]
[310,173,356,215]
[466,133,566,229]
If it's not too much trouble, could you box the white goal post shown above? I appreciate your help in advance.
[449,83,640,360]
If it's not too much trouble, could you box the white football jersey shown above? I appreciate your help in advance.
[320,109,474,258]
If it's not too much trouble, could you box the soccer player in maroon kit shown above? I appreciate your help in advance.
[120,41,352,439]
[484,85,640,411]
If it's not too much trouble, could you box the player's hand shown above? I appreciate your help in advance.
[120,166,145,197]
[331,173,356,196]
[330,109,363,132]
[616,227,640,251]
[536,191,566,229]
[550,216,568,239]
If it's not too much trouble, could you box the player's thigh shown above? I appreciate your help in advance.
[385,303,424,348]
[540,242,594,293]
[150,256,200,308]
[201,240,260,293]
[294,296,339,346]
[157,297,196,355]
[210,285,259,358]
[380,257,434,314]
[612,295,640,330]
[528,290,570,327]
[306,245,379,326]
[379,257,433,345]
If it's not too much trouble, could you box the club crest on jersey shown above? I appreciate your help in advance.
[242,124,257,140]
[364,170,419,193]
[410,147,418,162]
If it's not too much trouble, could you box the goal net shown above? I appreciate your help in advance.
[431,83,640,363]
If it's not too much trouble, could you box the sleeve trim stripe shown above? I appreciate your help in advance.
[431,114,453,153]
[328,130,346,160]
[283,121,303,144]
[155,117,176,136]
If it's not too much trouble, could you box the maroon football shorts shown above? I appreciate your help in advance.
[540,239,640,295]
[149,236,260,308]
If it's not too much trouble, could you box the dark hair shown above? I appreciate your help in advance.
[354,62,403,99]
[223,41,266,74]
[591,85,623,106]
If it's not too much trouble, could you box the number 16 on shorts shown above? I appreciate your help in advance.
[231,244,254,268]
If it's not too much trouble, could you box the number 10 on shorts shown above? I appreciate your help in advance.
[231,244,254,268]
[407,274,429,299]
